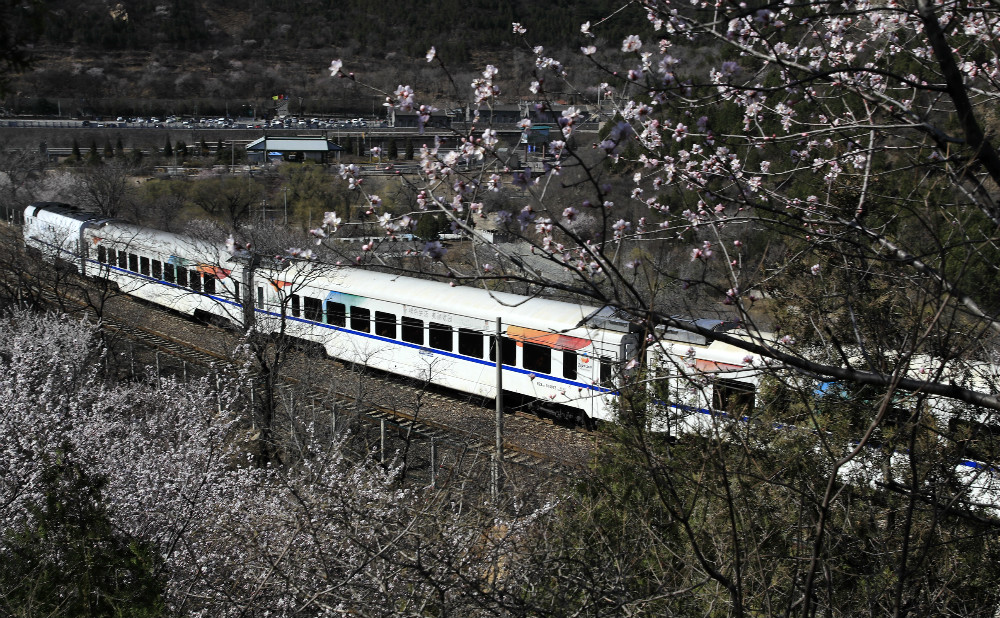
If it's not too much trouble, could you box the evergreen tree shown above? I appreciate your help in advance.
[404,137,414,160]
[0,448,164,617]
[115,137,125,159]
[86,140,102,166]
[388,139,398,160]
[163,137,172,158]
[103,139,114,159]
[71,139,81,162]
[415,212,446,239]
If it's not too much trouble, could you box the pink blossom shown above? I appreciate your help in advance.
[323,212,343,230]
[392,85,415,111]
[622,35,643,52]
[481,129,499,149]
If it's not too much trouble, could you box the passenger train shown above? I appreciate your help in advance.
[22,201,1000,510]
[22,201,761,424]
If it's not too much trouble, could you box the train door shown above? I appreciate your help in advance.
[620,334,642,373]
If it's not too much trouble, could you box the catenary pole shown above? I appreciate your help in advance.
[493,317,503,500]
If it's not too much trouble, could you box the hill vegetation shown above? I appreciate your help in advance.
[4,0,645,118]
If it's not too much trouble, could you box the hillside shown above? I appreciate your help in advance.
[4,0,645,118]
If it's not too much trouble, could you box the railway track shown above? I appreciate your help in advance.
[96,293,597,478]
[0,217,598,481]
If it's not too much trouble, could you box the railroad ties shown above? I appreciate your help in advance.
[101,300,584,480]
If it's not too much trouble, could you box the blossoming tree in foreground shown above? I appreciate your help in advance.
[313,1,1000,615]
[0,309,545,617]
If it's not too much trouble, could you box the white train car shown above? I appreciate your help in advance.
[260,262,642,419]
[23,202,110,272]
[23,202,649,422]
[24,202,245,326]
[644,322,762,435]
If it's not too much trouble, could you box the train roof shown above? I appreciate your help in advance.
[24,202,623,337]
[92,219,233,261]
[26,202,112,228]
[290,264,607,335]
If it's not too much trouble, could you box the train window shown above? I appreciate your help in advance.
[429,322,453,351]
[523,342,551,374]
[177,267,189,288]
[563,351,577,380]
[128,253,138,272]
[326,301,346,327]
[401,316,423,344]
[232,281,240,302]
[290,294,301,318]
[152,260,162,280]
[458,328,483,358]
[599,357,613,384]
[375,312,397,339]
[97,246,106,263]
[713,379,755,414]
[489,337,517,366]
[303,297,322,322]
[117,250,127,269]
[189,271,202,293]
[350,306,370,332]
[164,263,175,284]
[257,286,264,310]
[140,257,150,276]
[203,273,216,295]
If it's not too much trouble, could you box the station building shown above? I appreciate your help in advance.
[245,135,344,164]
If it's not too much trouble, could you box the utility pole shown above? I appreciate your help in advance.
[283,187,288,226]
[493,317,503,501]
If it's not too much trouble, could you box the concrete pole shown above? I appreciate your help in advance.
[381,418,387,465]
[430,438,437,488]
[493,317,503,500]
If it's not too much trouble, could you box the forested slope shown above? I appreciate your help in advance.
[3,0,644,115]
